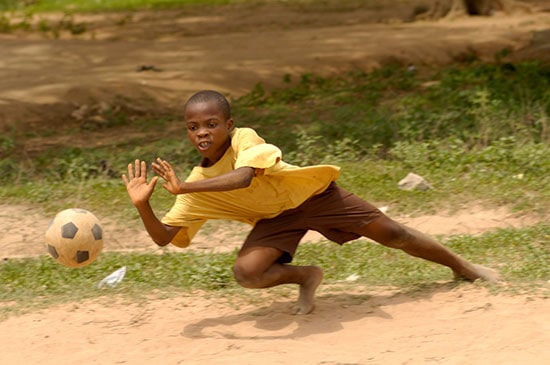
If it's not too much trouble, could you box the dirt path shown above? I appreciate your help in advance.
[1,2,549,364]
[0,286,548,365]
[0,203,543,259]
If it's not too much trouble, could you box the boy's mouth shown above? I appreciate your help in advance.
[197,141,211,150]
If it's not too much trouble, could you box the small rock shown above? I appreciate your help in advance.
[71,104,89,121]
[136,65,162,72]
[398,172,432,191]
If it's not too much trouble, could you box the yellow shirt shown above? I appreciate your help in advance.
[161,127,340,247]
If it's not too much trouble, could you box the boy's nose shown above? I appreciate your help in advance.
[197,127,210,137]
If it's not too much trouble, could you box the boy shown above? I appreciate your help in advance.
[123,90,501,315]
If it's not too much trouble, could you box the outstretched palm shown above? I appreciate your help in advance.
[152,157,182,195]
[122,159,159,206]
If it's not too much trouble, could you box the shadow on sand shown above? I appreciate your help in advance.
[182,281,463,340]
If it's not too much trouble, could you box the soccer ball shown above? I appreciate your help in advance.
[45,208,104,268]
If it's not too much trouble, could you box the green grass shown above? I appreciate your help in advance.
[1,223,548,320]
[0,0,241,12]
[0,0,377,13]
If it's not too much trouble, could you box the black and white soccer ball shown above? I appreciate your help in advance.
[45,208,104,268]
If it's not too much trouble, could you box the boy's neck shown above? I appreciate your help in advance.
[199,158,213,167]
[199,137,231,167]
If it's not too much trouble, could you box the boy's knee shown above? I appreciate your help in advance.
[361,216,414,249]
[232,263,262,288]
[379,224,412,249]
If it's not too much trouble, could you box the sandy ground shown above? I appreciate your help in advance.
[1,1,549,364]
[0,203,544,258]
[0,286,549,365]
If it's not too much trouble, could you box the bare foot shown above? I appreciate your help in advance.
[291,266,324,315]
[454,264,503,284]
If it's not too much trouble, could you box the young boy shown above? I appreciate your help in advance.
[123,90,501,315]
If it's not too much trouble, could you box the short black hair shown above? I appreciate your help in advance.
[184,90,231,120]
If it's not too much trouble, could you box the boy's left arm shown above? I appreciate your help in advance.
[153,157,255,195]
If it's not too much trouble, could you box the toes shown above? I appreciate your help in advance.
[291,303,314,315]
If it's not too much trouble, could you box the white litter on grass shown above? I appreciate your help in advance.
[345,273,361,282]
[512,173,524,180]
[98,266,127,289]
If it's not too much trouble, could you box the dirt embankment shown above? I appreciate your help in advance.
[1,1,549,154]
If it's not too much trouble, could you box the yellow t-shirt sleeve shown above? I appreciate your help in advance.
[164,221,204,248]
[232,128,282,169]
[161,197,206,248]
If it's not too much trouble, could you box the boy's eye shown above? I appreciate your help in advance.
[208,122,217,128]
[187,125,197,131]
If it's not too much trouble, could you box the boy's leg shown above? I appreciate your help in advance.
[233,246,323,314]
[356,215,502,283]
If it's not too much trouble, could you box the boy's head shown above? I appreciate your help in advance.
[183,90,234,167]
[184,90,231,121]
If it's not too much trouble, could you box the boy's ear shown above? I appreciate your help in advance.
[226,118,234,131]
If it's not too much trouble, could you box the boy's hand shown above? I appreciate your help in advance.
[152,158,182,195]
[122,159,159,207]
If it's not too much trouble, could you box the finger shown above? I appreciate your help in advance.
[158,158,171,170]
[151,162,162,174]
[140,160,147,179]
[127,163,135,179]
[134,159,141,177]
[150,176,161,192]
[122,174,128,185]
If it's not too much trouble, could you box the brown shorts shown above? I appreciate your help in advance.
[241,182,383,263]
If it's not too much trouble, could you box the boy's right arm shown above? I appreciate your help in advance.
[122,159,180,246]
[132,200,180,246]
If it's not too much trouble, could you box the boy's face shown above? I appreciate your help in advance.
[184,100,234,166]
